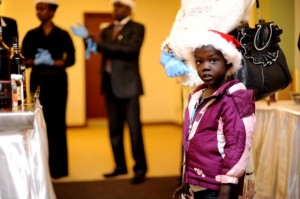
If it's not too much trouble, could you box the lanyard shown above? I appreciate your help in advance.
[188,99,201,133]
[190,99,200,120]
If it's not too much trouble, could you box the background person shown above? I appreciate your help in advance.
[71,0,147,184]
[22,0,75,179]
[0,0,18,46]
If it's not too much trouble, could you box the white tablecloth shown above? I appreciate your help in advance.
[253,100,300,199]
[0,99,56,199]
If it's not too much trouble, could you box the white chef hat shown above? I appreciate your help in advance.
[189,30,242,77]
[111,0,135,11]
[35,0,58,5]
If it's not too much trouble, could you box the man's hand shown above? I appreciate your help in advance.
[70,22,89,39]
[85,38,97,60]
[34,48,54,66]
[160,51,190,77]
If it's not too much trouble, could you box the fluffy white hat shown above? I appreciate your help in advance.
[35,0,58,5]
[111,0,135,11]
[188,30,242,77]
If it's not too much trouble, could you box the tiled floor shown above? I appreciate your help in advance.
[53,119,182,182]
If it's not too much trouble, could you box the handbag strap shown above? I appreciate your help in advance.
[256,0,260,9]
[255,0,264,23]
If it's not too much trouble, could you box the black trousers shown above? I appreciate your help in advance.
[193,189,239,199]
[105,92,147,175]
[31,71,68,178]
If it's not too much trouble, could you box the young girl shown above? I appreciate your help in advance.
[173,30,256,199]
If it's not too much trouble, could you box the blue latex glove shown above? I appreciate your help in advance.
[34,49,54,66]
[70,22,89,39]
[85,38,97,60]
[35,48,47,58]
[164,59,190,77]
[160,51,173,66]
[160,51,190,77]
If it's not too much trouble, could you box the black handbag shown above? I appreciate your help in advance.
[232,0,292,101]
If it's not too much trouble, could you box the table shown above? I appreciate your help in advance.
[253,100,300,199]
[0,99,56,199]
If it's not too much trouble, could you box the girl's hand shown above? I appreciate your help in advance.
[172,183,192,199]
[217,184,232,199]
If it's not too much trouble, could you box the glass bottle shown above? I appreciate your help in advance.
[10,36,26,103]
[0,26,12,110]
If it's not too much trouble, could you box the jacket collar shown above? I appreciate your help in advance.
[0,17,7,27]
[192,79,240,98]
[113,16,131,27]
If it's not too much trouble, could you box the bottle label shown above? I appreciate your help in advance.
[20,65,26,72]
[12,84,18,108]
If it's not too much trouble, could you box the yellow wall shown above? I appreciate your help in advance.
[1,0,298,126]
[1,0,182,126]
[295,0,300,91]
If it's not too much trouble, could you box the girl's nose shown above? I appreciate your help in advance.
[202,64,210,70]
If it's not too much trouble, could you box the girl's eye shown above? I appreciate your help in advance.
[210,59,217,64]
[195,60,202,65]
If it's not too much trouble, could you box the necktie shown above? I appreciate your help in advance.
[112,24,122,40]
[106,25,123,73]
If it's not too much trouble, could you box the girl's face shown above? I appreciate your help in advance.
[194,45,231,89]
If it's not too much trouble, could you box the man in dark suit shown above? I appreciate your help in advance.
[71,0,147,184]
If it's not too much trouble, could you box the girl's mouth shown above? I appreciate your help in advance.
[202,74,212,81]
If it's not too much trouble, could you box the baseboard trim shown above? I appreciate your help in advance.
[67,121,182,129]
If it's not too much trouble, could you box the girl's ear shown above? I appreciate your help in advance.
[225,63,233,81]
[226,63,233,69]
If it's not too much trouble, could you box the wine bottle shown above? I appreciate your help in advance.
[10,36,26,103]
[0,26,12,110]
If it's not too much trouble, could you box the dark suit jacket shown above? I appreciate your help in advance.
[1,17,18,46]
[98,20,145,98]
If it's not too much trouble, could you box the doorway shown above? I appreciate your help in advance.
[84,13,113,119]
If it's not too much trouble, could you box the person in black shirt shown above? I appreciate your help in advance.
[22,0,75,179]
[0,0,18,45]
